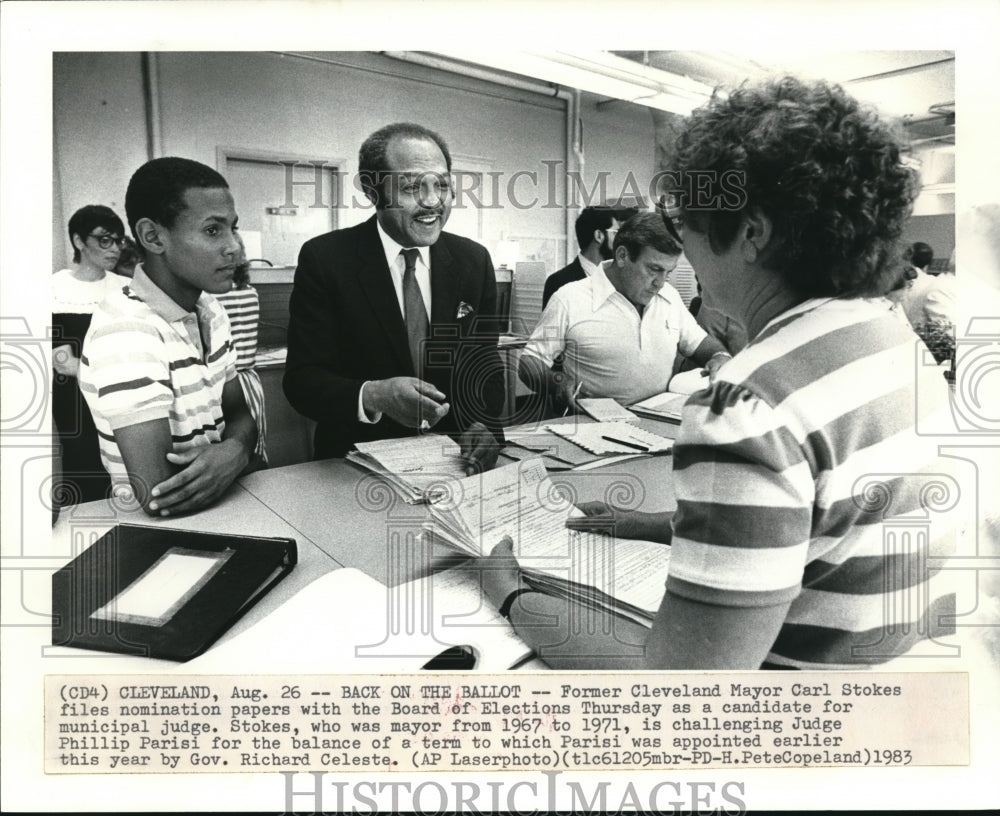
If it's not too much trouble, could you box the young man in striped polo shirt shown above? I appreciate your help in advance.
[80,157,258,515]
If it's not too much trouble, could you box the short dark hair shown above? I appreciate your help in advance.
[358,123,452,207]
[574,205,641,249]
[125,157,229,243]
[666,77,918,298]
[67,205,125,263]
[574,207,616,249]
[613,212,683,261]
[911,242,934,270]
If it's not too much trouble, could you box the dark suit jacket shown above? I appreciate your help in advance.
[542,257,585,309]
[284,216,506,459]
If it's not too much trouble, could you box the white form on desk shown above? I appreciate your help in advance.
[185,567,532,672]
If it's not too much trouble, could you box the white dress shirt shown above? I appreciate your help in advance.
[523,261,708,405]
[375,220,432,319]
[357,221,435,423]
[577,253,602,278]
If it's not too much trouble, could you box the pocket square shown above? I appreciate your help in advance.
[456,301,475,319]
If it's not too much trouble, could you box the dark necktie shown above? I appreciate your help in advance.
[400,248,428,373]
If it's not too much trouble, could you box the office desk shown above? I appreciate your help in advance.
[30,415,680,673]
[238,416,680,586]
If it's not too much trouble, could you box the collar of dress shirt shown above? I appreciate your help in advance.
[578,252,602,278]
[376,219,431,274]
[592,259,674,312]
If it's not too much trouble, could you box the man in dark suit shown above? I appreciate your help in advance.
[542,206,635,308]
[284,123,504,470]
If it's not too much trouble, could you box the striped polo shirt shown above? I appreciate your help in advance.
[79,266,236,484]
[667,297,958,669]
[214,286,259,370]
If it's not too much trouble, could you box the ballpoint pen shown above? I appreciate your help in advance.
[563,381,584,417]
[600,435,650,452]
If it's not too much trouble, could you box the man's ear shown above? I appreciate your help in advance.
[741,209,773,263]
[135,218,166,256]
[613,244,629,267]
[71,233,85,253]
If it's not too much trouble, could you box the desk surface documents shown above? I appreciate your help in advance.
[424,456,672,625]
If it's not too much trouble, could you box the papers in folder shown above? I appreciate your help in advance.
[422,458,671,625]
[346,434,468,503]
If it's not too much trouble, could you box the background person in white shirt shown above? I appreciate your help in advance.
[519,212,731,413]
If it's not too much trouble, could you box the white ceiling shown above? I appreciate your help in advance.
[616,50,955,141]
[436,49,955,145]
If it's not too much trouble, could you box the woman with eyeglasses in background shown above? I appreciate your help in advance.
[51,205,130,510]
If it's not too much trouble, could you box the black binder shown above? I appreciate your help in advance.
[52,524,297,661]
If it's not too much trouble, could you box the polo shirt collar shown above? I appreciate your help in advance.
[128,265,214,323]
[376,219,430,272]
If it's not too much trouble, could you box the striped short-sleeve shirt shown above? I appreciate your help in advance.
[214,286,259,371]
[79,266,236,484]
[667,297,958,669]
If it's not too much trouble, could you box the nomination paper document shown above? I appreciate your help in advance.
[347,433,469,502]
[423,458,671,621]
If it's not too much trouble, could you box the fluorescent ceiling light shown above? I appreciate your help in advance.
[434,50,714,115]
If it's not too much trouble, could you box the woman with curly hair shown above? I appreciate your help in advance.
[481,77,957,670]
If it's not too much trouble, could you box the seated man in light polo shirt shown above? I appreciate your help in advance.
[80,156,258,516]
[519,212,731,414]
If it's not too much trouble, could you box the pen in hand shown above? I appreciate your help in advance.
[563,381,584,417]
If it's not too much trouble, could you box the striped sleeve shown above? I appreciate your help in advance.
[204,297,239,384]
[79,314,173,430]
[215,288,260,369]
[666,381,815,607]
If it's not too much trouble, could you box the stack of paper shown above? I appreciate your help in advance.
[667,368,710,395]
[423,458,671,625]
[630,391,689,422]
[346,434,468,503]
[577,397,638,423]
